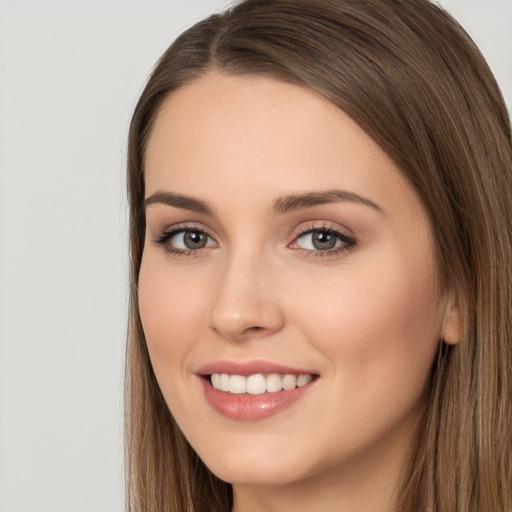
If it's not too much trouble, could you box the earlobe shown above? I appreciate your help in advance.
[441,296,462,345]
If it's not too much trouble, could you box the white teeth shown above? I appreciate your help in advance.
[229,375,247,394]
[220,373,230,392]
[266,373,282,393]
[211,373,221,389]
[282,374,297,390]
[247,374,267,395]
[210,372,314,395]
[297,374,313,387]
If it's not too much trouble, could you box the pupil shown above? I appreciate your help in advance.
[184,231,206,249]
[312,231,337,250]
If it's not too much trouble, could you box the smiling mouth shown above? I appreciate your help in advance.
[209,373,316,395]
[200,368,319,420]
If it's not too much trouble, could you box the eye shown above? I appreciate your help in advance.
[291,227,356,255]
[172,230,213,250]
[154,227,216,254]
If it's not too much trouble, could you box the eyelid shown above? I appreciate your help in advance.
[151,220,356,258]
[152,222,218,254]
[154,221,216,239]
[289,221,357,256]
[293,221,354,240]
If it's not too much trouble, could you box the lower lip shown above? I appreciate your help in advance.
[200,377,316,421]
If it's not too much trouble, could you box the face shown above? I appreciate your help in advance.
[139,73,453,491]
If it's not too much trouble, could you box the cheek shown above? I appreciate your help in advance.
[279,253,444,462]
[138,252,205,373]
[293,249,443,396]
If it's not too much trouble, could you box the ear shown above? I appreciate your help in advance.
[441,295,462,345]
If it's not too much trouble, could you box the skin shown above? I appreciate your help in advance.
[139,73,460,512]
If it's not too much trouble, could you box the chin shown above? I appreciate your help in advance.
[206,458,305,487]
[189,433,311,486]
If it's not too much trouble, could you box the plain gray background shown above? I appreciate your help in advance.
[0,1,510,510]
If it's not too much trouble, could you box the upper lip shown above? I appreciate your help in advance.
[196,359,318,377]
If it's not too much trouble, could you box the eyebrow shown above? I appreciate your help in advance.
[143,191,213,215]
[143,189,384,215]
[272,189,384,214]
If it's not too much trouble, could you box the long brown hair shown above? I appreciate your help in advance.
[125,1,512,510]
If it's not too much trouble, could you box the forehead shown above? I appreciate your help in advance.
[145,73,354,177]
[144,72,421,221]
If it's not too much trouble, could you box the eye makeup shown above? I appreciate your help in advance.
[290,222,357,258]
[151,220,357,259]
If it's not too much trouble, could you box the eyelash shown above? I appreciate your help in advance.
[152,223,357,258]
[153,224,216,257]
[290,224,356,258]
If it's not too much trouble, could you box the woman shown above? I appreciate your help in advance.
[125,0,512,510]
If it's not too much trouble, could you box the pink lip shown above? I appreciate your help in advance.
[196,359,316,377]
[196,360,318,421]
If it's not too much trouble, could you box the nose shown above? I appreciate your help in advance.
[208,250,284,341]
